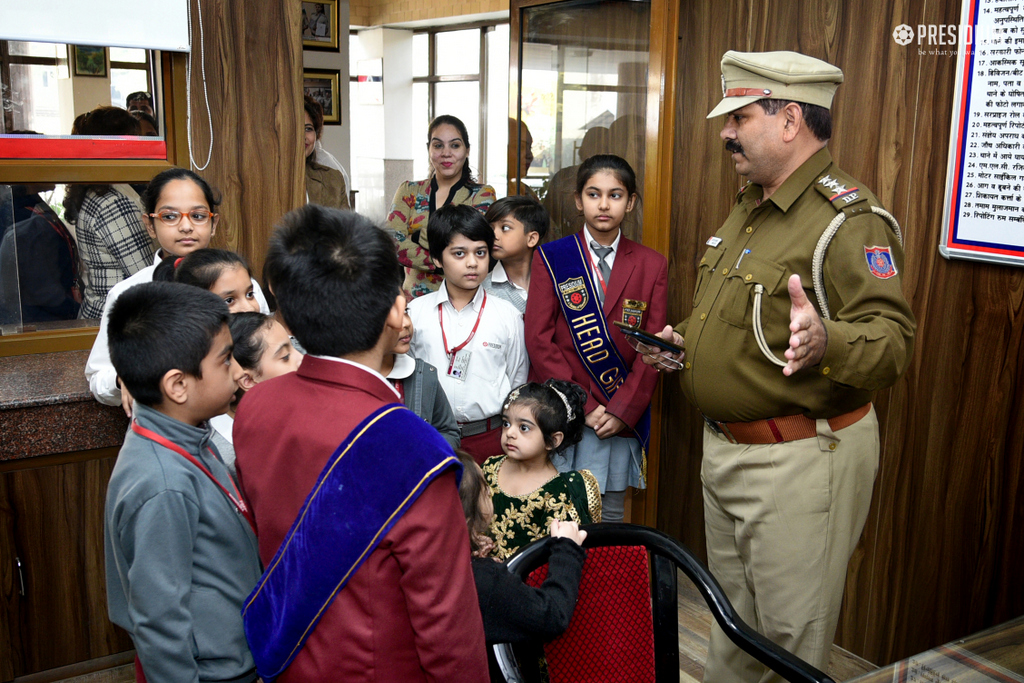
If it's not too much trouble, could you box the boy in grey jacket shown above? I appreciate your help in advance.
[104,281,261,683]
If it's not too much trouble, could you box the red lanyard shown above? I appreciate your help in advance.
[438,290,487,373]
[131,422,257,535]
[392,379,405,402]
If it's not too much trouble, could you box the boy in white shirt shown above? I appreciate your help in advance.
[482,196,550,314]
[408,204,529,463]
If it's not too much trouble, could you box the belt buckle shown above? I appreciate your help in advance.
[702,414,737,444]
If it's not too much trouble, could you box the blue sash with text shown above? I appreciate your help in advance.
[538,232,650,458]
[242,404,460,680]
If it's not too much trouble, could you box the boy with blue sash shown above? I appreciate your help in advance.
[234,205,488,682]
[525,154,668,522]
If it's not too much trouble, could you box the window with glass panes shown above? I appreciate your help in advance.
[0,42,153,134]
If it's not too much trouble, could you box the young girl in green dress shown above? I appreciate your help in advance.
[483,380,602,560]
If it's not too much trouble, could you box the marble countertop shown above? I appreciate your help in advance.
[0,350,128,461]
[0,350,95,410]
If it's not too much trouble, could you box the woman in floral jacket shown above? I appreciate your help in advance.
[385,115,495,298]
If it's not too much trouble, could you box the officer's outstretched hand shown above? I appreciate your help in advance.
[784,274,827,376]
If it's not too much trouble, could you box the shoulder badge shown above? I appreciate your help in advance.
[864,246,898,279]
[815,173,868,211]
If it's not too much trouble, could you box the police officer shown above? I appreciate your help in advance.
[646,51,916,682]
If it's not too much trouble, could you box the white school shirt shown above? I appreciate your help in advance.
[583,225,621,293]
[487,262,527,297]
[408,282,529,423]
[85,253,270,406]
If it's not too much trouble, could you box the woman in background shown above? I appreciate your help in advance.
[303,95,350,211]
[385,114,495,298]
[64,107,154,319]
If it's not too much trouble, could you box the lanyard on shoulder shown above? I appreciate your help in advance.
[131,421,257,535]
[438,290,487,360]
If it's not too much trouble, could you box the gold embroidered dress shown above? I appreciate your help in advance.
[483,455,602,561]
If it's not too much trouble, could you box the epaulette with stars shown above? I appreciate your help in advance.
[813,172,874,219]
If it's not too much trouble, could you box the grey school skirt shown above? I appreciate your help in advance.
[551,426,645,493]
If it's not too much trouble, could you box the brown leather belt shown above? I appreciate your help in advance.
[703,403,871,445]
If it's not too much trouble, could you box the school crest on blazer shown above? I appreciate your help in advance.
[558,277,589,311]
[621,299,648,327]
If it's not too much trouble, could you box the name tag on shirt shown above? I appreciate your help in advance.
[706,236,723,247]
[447,350,472,381]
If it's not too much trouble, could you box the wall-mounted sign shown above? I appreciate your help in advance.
[940,0,1024,266]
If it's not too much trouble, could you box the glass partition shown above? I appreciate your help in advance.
[0,181,158,335]
[0,40,166,160]
[514,0,650,242]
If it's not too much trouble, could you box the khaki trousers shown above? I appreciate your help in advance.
[700,407,879,683]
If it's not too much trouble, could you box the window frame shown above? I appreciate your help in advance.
[413,20,508,186]
[0,51,188,185]
[0,50,189,354]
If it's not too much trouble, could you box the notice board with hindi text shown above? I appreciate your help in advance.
[940,0,1024,265]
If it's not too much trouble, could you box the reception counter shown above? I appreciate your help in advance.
[0,350,134,682]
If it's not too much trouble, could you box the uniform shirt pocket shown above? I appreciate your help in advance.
[693,248,725,308]
[716,256,786,329]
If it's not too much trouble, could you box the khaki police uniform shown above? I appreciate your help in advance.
[683,52,916,683]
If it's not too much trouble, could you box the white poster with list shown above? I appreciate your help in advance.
[939,0,1024,265]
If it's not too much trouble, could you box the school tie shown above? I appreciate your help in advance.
[591,241,613,303]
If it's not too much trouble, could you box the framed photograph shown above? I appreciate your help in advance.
[303,69,341,125]
[302,0,339,52]
[73,46,107,77]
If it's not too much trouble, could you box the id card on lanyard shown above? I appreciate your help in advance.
[438,291,487,381]
[130,422,257,535]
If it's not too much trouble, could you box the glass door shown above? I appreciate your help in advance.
[511,0,650,243]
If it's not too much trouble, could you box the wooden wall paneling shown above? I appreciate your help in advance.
[0,471,19,680]
[2,456,133,678]
[631,0,681,527]
[656,0,753,561]
[188,0,305,280]
[660,0,1024,668]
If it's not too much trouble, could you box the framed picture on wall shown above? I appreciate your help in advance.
[302,0,340,52]
[73,46,107,77]
[303,69,341,125]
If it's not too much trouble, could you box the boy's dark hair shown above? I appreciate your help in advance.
[142,167,221,216]
[153,249,251,290]
[108,281,229,407]
[484,195,549,242]
[228,311,274,371]
[456,450,491,557]
[427,204,494,263]
[503,379,587,454]
[575,153,639,199]
[265,204,402,357]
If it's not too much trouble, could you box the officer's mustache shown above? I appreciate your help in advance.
[725,139,745,156]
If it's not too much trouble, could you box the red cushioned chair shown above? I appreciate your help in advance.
[493,523,835,683]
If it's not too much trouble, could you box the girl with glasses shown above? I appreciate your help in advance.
[85,168,270,417]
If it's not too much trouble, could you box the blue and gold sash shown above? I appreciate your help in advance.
[538,232,651,460]
[242,404,460,680]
